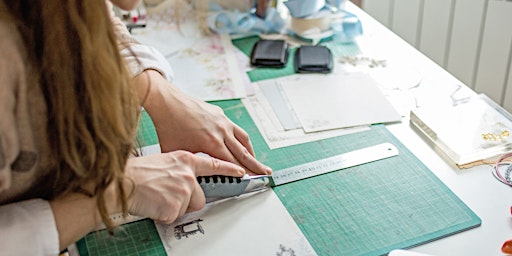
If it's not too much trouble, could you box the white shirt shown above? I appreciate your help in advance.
[0,199,60,255]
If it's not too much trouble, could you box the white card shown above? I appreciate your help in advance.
[280,72,402,132]
[155,189,317,256]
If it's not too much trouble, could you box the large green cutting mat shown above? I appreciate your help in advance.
[76,36,480,255]
[217,101,481,256]
[77,100,480,256]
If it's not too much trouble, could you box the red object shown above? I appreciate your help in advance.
[503,240,512,254]
[131,16,138,23]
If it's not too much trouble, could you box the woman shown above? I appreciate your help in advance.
[0,0,271,254]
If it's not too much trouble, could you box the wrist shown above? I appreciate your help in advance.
[134,69,184,124]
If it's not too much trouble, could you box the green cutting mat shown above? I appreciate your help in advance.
[77,100,481,256]
[216,101,481,256]
[76,37,480,255]
[76,219,165,256]
[137,109,159,147]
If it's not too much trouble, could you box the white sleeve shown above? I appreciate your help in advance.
[0,199,60,256]
[121,44,175,82]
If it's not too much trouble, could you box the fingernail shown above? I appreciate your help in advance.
[265,166,273,175]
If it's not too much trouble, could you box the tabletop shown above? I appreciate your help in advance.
[73,2,512,256]
[345,2,512,256]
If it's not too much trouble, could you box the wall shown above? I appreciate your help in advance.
[361,0,512,112]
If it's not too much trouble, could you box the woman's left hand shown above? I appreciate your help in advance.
[135,70,272,175]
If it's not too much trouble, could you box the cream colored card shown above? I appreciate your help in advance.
[279,72,402,133]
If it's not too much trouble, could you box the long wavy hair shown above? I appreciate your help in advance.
[3,0,140,229]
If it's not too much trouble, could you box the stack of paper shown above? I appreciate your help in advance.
[243,72,402,148]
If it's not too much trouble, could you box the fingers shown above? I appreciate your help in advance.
[149,177,206,224]
[233,124,256,157]
[186,182,206,213]
[157,182,204,224]
[225,129,272,175]
[128,152,251,225]
[193,154,246,177]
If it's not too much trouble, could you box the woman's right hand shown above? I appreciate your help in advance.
[124,150,245,224]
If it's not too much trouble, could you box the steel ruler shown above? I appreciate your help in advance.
[270,142,399,186]
[199,143,399,201]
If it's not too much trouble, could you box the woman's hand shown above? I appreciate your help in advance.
[124,151,244,224]
[135,70,272,176]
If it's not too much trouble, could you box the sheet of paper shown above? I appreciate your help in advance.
[132,7,249,101]
[280,72,402,132]
[165,34,247,101]
[131,8,203,57]
[258,78,302,130]
[155,189,317,256]
[242,83,368,149]
[335,55,423,116]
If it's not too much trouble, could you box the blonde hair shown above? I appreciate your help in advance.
[4,0,140,229]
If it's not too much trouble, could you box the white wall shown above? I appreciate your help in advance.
[361,0,512,112]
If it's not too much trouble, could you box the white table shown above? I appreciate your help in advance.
[346,3,512,256]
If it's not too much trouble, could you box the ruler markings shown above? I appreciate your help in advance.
[271,143,399,186]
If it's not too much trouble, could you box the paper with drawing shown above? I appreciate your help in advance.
[131,7,249,101]
[165,34,247,101]
[155,189,317,256]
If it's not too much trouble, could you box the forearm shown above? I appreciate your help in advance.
[47,177,123,251]
[135,69,185,123]
[50,192,109,251]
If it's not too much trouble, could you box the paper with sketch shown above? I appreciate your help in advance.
[280,72,401,133]
[131,8,203,57]
[242,83,368,149]
[165,34,247,101]
[155,189,317,256]
[131,7,249,101]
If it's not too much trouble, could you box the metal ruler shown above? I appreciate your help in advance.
[199,143,399,201]
[270,142,399,186]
